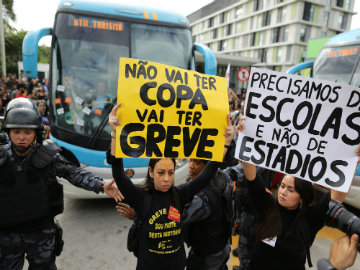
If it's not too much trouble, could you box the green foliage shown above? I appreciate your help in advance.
[3,0,15,21]
[0,29,25,74]
[38,45,50,64]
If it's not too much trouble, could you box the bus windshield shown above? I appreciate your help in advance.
[313,44,360,85]
[50,13,194,150]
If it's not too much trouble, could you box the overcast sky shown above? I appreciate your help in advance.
[11,0,360,45]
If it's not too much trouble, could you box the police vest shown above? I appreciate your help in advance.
[0,140,61,227]
[185,171,232,254]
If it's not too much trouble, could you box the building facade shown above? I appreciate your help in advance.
[188,0,356,77]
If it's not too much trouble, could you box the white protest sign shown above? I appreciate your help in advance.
[235,67,360,192]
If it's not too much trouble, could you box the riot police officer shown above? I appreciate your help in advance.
[0,98,121,270]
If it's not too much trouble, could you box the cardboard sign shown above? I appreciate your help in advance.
[115,58,228,161]
[235,67,360,192]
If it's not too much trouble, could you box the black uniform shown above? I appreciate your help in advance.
[0,140,105,270]
[183,170,232,270]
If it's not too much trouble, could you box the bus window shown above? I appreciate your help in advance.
[313,45,360,84]
[51,13,130,146]
[350,57,360,88]
[131,24,194,70]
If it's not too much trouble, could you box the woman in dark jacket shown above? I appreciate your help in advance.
[108,102,234,270]
[236,117,360,270]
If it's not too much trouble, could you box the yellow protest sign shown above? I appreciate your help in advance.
[115,58,229,161]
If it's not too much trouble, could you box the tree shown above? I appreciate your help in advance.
[3,28,25,74]
[0,0,50,75]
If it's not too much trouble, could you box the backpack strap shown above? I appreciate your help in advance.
[306,248,313,268]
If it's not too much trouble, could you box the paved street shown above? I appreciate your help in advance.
[56,198,137,270]
[39,197,360,270]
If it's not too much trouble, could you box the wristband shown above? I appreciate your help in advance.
[317,258,337,270]
[111,132,116,139]
[225,144,231,149]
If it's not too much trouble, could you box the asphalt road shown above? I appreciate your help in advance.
[56,198,136,270]
[26,197,360,270]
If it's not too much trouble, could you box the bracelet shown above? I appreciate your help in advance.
[111,132,116,139]
[224,144,231,149]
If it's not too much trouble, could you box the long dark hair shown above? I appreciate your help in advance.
[139,158,176,192]
[256,176,314,254]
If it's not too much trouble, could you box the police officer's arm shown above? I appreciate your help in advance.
[236,117,256,181]
[54,153,122,201]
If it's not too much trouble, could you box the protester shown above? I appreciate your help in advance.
[0,84,11,116]
[235,117,360,270]
[37,99,50,139]
[118,157,234,270]
[15,83,28,98]
[0,98,122,270]
[317,234,359,270]
[108,102,234,270]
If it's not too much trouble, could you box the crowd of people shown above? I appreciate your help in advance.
[0,77,359,270]
[0,74,50,137]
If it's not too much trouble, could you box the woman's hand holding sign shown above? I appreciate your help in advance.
[224,114,234,158]
[109,102,122,156]
[236,117,257,181]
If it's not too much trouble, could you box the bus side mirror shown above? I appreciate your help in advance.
[22,28,52,79]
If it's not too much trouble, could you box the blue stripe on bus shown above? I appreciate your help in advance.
[50,135,149,168]
[59,0,189,26]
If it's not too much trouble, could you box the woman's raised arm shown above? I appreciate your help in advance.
[236,117,257,181]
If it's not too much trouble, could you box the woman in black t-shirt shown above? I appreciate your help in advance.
[108,103,234,270]
[236,117,360,270]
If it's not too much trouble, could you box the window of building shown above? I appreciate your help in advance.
[250,17,254,30]
[208,17,214,28]
[259,32,264,45]
[277,7,283,23]
[345,0,351,9]
[236,22,242,33]
[323,11,329,26]
[250,32,256,46]
[221,12,225,23]
[300,27,306,42]
[260,48,267,62]
[219,40,224,51]
[286,45,292,61]
[263,11,271,26]
[326,0,332,6]
[339,13,348,28]
[236,7,244,18]
[336,0,344,7]
[282,7,287,22]
[300,26,311,42]
[283,28,289,42]
[277,48,283,62]
[227,24,232,36]
[234,37,240,49]
[272,27,281,43]
[242,35,249,48]
[254,0,263,11]
[303,2,314,22]
[213,29,218,39]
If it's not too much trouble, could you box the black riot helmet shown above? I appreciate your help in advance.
[3,98,42,130]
